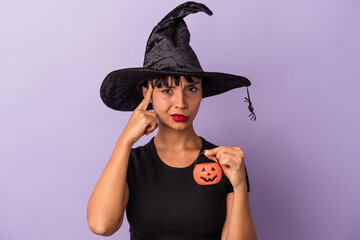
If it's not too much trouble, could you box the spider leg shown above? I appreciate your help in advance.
[248,112,256,121]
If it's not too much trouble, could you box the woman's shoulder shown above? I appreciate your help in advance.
[200,136,219,149]
[129,137,155,161]
[131,138,153,151]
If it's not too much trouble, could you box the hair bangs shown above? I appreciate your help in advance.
[150,75,199,89]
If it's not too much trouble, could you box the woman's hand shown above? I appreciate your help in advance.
[120,82,159,145]
[204,146,247,191]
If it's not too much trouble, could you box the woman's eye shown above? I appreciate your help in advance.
[161,87,197,94]
[161,89,171,93]
[188,87,198,92]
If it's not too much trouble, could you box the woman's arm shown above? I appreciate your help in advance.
[221,185,257,240]
[86,136,132,236]
[87,84,158,236]
[204,147,257,240]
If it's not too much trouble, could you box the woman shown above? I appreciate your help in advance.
[87,2,257,239]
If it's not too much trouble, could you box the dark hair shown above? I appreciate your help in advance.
[150,75,198,88]
[139,75,204,93]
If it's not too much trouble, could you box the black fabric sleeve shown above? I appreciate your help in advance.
[245,164,250,192]
[126,148,134,184]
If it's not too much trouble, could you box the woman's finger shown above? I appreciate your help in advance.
[204,146,226,160]
[142,110,157,119]
[219,156,241,170]
[205,146,243,158]
[145,122,159,135]
[136,82,153,111]
[204,147,244,168]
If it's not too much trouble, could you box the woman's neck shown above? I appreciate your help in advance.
[154,124,201,152]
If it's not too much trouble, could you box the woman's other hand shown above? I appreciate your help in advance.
[204,146,247,191]
[120,82,159,145]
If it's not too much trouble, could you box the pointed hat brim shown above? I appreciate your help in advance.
[100,67,250,111]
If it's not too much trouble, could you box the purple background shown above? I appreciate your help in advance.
[1,0,359,239]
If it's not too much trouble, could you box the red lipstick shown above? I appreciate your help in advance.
[171,114,188,122]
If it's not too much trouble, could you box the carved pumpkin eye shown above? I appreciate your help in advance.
[211,167,215,171]
[201,167,206,172]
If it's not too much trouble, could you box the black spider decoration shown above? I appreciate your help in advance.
[244,87,256,121]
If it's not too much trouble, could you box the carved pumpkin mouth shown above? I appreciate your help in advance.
[200,175,218,182]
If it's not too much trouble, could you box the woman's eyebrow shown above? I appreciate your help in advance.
[164,81,201,88]
[187,81,201,87]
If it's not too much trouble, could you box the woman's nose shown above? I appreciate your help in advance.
[174,91,187,109]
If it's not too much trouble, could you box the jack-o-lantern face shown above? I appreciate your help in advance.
[193,162,222,185]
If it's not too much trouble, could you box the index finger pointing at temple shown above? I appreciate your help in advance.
[136,82,153,111]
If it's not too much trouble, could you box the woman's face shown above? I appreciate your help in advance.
[143,76,202,130]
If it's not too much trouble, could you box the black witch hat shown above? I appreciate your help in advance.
[100,1,256,120]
